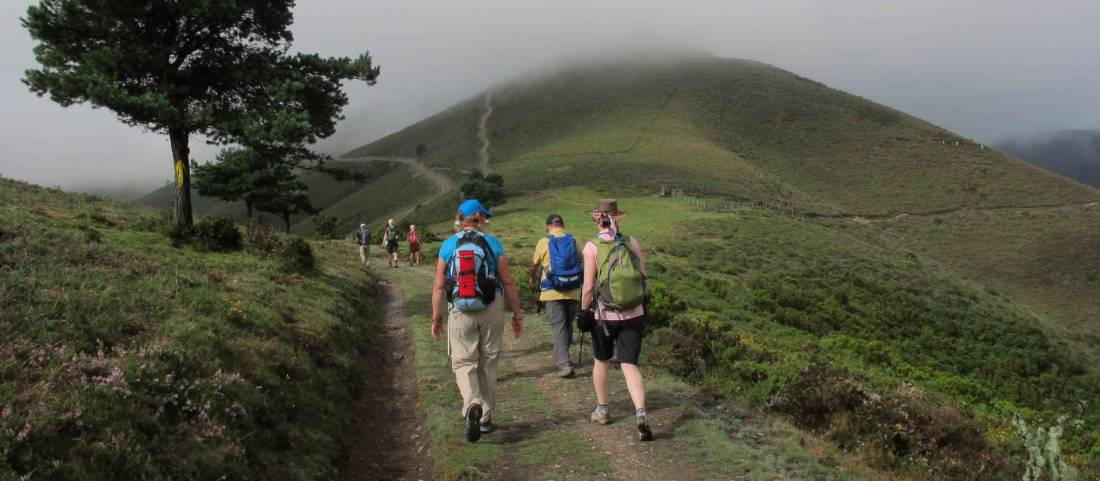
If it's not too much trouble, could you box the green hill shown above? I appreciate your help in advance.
[0,177,383,479]
[337,54,1100,477]
[351,53,1100,361]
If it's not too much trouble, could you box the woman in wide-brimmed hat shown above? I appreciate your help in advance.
[579,198,653,441]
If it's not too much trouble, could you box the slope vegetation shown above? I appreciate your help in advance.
[0,177,383,479]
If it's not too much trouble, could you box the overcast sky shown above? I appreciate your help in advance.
[2,0,1098,190]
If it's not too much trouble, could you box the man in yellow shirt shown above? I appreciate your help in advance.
[529,214,584,378]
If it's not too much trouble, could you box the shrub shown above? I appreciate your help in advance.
[646,327,708,382]
[246,222,282,257]
[161,222,192,248]
[312,213,340,240]
[192,216,242,252]
[277,236,314,272]
[509,262,538,311]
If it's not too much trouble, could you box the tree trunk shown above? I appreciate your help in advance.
[245,201,254,231]
[283,213,291,234]
[169,128,193,229]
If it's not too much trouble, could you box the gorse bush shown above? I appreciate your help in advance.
[192,215,242,251]
[641,213,1099,479]
[277,236,314,272]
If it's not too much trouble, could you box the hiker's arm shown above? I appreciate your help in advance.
[528,241,543,286]
[630,237,647,278]
[497,255,524,337]
[430,258,447,340]
[581,243,598,310]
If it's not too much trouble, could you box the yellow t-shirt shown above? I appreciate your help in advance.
[531,227,583,302]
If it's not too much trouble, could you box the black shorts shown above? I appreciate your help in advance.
[386,241,400,254]
[591,315,645,365]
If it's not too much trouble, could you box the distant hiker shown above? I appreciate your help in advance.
[528,214,583,378]
[431,199,524,443]
[381,218,400,268]
[578,199,653,441]
[407,224,422,267]
[356,223,372,266]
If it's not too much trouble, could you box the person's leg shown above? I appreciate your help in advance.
[359,245,367,264]
[448,308,484,418]
[592,358,610,405]
[476,300,506,423]
[563,300,578,356]
[615,317,647,411]
[590,321,616,423]
[545,301,572,370]
[615,316,653,440]
[620,363,646,411]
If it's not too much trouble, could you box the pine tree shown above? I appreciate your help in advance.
[22,1,379,228]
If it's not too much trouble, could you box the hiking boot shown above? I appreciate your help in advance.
[480,419,494,434]
[558,366,575,378]
[590,408,610,425]
[464,404,482,443]
[637,414,653,442]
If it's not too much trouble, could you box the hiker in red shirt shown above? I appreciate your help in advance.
[408,224,422,267]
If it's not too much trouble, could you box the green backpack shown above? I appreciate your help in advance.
[592,234,646,310]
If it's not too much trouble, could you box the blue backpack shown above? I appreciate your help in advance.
[541,234,583,291]
[445,231,498,311]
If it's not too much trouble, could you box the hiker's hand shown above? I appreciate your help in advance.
[431,319,444,341]
[512,315,524,338]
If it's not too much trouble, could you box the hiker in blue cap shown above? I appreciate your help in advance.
[431,199,524,442]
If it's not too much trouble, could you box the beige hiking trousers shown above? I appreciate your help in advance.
[358,245,370,264]
[448,299,504,422]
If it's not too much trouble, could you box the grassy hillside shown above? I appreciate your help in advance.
[344,54,1100,370]
[838,204,1100,366]
[428,188,1099,479]
[343,98,483,173]
[0,177,383,480]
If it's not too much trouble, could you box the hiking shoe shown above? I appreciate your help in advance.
[464,404,482,443]
[480,419,494,434]
[590,408,610,425]
[558,366,575,378]
[637,414,653,442]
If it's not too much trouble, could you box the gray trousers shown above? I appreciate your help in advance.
[545,300,578,368]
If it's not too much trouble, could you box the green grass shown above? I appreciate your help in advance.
[440,188,1100,480]
[514,431,611,480]
[675,417,867,481]
[839,205,1100,368]
[0,177,384,480]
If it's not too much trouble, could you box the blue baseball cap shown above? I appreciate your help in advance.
[458,199,493,218]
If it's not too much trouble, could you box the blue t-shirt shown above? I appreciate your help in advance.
[438,230,505,276]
